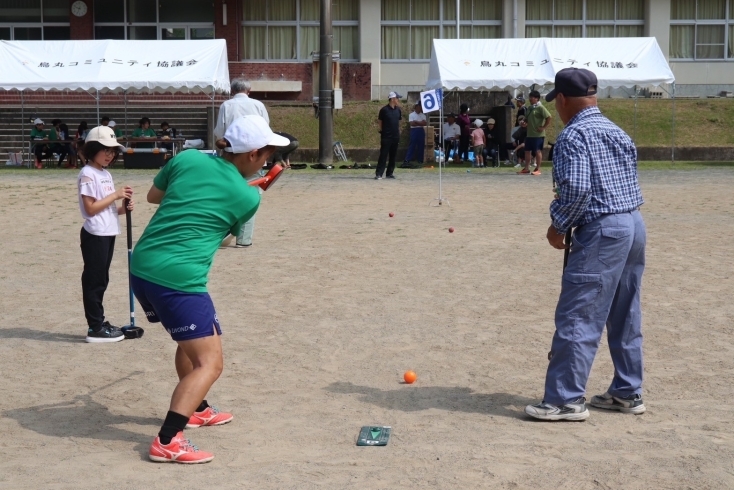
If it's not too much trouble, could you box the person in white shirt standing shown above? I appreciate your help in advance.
[402,103,427,168]
[215,79,270,249]
[78,126,134,343]
[442,114,461,162]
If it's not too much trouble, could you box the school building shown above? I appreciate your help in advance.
[1,0,734,100]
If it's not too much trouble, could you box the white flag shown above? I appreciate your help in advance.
[419,89,442,114]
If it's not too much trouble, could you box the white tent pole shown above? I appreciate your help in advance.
[671,83,676,163]
[124,89,127,138]
[21,91,25,166]
[633,84,638,144]
[96,89,100,126]
[456,1,460,38]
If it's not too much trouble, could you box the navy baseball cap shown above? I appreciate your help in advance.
[546,68,598,102]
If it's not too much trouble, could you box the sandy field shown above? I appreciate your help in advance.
[0,167,732,489]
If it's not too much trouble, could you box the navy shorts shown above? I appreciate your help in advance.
[130,274,222,342]
[525,137,545,155]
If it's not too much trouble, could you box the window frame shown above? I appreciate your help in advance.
[93,0,215,40]
[669,0,733,61]
[240,0,360,62]
[524,0,645,39]
[0,0,70,41]
[381,0,503,62]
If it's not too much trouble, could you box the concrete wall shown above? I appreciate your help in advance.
[360,0,382,99]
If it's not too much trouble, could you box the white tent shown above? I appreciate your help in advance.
[0,39,230,93]
[426,37,674,91]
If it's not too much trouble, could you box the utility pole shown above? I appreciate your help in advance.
[318,0,333,166]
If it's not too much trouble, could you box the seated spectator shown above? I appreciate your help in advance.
[49,119,68,167]
[75,121,89,166]
[101,116,110,127]
[30,118,53,169]
[58,123,76,168]
[158,121,177,152]
[442,114,461,162]
[506,117,528,167]
[131,117,156,148]
[482,118,499,166]
[267,132,299,169]
[471,119,486,168]
[108,120,122,138]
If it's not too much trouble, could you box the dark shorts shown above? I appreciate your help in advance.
[525,137,545,154]
[130,274,222,342]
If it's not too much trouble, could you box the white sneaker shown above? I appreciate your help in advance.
[220,234,234,248]
[525,397,590,421]
[514,163,522,168]
[589,392,646,414]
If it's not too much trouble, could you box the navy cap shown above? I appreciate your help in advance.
[546,68,598,102]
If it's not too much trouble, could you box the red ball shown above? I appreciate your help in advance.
[449,227,455,233]
[389,212,394,218]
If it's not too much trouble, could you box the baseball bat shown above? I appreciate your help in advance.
[121,198,144,340]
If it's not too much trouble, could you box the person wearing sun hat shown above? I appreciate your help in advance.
[375,91,403,179]
[30,118,55,168]
[524,67,647,422]
[77,125,134,343]
[129,115,289,464]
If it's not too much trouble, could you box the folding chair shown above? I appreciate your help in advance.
[333,141,347,162]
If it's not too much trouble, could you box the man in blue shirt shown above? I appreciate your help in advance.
[376,91,402,180]
[525,68,647,421]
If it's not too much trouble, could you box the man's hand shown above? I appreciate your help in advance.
[546,224,568,250]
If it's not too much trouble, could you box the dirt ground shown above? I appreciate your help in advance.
[0,167,732,489]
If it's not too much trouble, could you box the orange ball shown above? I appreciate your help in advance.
[403,370,417,384]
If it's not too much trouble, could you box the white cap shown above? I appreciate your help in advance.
[388,91,402,100]
[223,115,290,153]
[487,118,496,125]
[108,120,116,127]
[85,125,124,148]
[473,119,483,127]
[34,118,44,125]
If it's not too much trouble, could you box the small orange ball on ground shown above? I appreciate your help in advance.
[389,212,394,217]
[404,371,417,384]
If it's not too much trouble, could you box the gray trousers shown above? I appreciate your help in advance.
[236,170,264,246]
[544,210,646,405]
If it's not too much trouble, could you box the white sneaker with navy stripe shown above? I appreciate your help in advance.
[589,392,646,414]
[524,397,590,421]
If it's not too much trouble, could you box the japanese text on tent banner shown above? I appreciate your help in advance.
[420,89,443,114]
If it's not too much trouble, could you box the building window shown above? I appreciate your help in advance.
[93,0,214,40]
[242,0,359,61]
[381,0,502,61]
[525,0,644,38]
[670,0,734,59]
[0,0,70,40]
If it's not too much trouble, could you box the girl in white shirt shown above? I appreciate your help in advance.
[78,126,135,343]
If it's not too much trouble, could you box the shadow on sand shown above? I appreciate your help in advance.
[325,382,533,420]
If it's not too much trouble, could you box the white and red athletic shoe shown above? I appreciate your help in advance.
[186,406,234,428]
[149,432,214,464]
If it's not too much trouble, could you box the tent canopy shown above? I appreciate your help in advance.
[0,39,230,93]
[426,37,674,91]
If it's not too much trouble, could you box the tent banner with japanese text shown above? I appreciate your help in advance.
[0,39,230,93]
[426,37,674,91]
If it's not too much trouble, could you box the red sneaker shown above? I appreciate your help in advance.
[517,168,530,174]
[186,406,233,428]
[149,431,214,464]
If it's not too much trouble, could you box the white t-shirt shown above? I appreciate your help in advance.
[443,122,461,140]
[409,112,427,126]
[78,166,120,236]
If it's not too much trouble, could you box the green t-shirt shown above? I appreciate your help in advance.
[130,150,260,292]
[30,127,47,140]
[131,127,157,148]
[526,102,552,138]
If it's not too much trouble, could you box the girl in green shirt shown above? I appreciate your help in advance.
[131,115,289,464]
[130,117,157,148]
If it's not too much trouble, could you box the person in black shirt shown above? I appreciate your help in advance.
[376,91,402,179]
[515,95,527,125]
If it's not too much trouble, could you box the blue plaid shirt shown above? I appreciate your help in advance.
[551,106,643,234]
